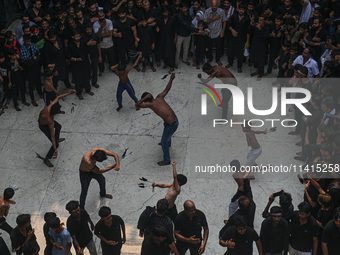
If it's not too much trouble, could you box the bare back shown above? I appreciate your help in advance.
[0,196,13,218]
[79,149,98,172]
[165,185,181,208]
[149,97,177,125]
[38,108,54,126]
[116,70,129,84]
[44,78,54,92]
[214,66,238,85]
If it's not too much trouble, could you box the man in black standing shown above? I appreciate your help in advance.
[260,206,289,255]
[289,202,319,255]
[174,200,209,255]
[66,200,97,255]
[322,207,340,255]
[226,4,250,73]
[114,8,139,67]
[68,31,94,100]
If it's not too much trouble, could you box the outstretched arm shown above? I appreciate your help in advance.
[152,183,172,188]
[157,73,175,98]
[253,129,267,134]
[126,52,142,73]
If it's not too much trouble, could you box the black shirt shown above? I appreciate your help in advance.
[8,61,24,85]
[221,226,259,255]
[83,32,100,58]
[260,217,289,254]
[10,225,38,255]
[141,235,170,255]
[67,209,93,248]
[94,215,125,249]
[289,211,319,252]
[174,210,208,241]
[114,18,135,47]
[322,219,340,254]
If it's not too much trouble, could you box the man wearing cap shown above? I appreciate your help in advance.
[66,200,97,255]
[292,47,319,78]
[260,206,289,255]
[322,207,340,255]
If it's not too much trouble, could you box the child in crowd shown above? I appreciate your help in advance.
[194,20,208,69]
[138,16,156,72]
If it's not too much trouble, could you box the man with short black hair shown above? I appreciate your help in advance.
[79,148,120,209]
[141,225,171,255]
[293,47,319,78]
[260,206,289,255]
[95,206,125,255]
[289,201,319,255]
[66,200,97,255]
[220,215,263,255]
[11,214,39,255]
[174,200,209,255]
[322,207,340,255]
[138,198,179,255]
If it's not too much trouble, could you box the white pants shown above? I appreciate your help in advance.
[246,147,262,166]
[289,245,312,255]
[175,35,191,64]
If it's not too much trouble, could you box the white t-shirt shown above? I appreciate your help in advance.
[293,55,319,78]
[93,19,114,49]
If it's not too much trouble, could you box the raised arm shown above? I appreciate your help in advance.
[172,161,180,192]
[135,94,153,110]
[198,70,218,84]
[157,73,175,98]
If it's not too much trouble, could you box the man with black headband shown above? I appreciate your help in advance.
[38,90,75,167]
[79,148,120,209]
[260,206,289,255]
[66,200,97,255]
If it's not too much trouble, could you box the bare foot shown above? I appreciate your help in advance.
[103,194,113,199]
[58,138,65,143]
[116,106,122,111]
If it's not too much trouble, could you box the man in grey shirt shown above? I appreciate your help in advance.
[204,0,227,66]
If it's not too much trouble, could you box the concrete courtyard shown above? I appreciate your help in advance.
[0,55,305,254]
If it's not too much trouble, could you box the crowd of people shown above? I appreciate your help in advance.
[1,0,340,254]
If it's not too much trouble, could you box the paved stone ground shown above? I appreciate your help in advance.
[0,54,305,254]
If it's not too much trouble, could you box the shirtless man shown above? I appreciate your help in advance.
[136,73,178,166]
[0,188,16,235]
[110,52,142,111]
[38,90,75,167]
[79,148,120,209]
[152,161,187,221]
[242,121,267,167]
[198,63,237,119]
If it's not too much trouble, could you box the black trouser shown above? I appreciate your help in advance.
[254,61,265,76]
[221,88,232,119]
[90,57,99,86]
[267,49,279,74]
[0,236,10,255]
[43,90,57,106]
[0,218,13,235]
[9,85,19,107]
[53,75,72,89]
[79,170,106,209]
[142,55,154,67]
[99,46,115,73]
[195,47,206,66]
[27,64,42,100]
[166,205,178,222]
[176,241,201,255]
[228,49,243,68]
[207,37,223,62]
[39,121,61,159]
